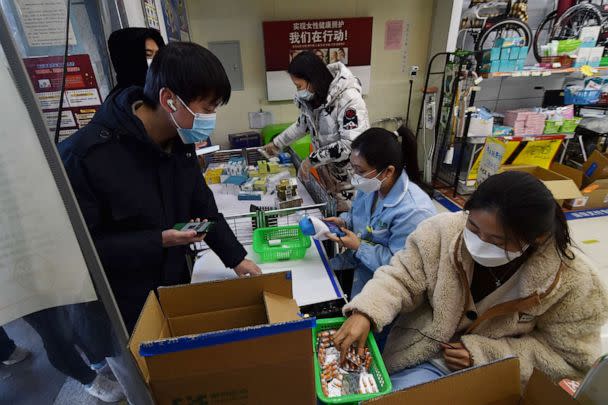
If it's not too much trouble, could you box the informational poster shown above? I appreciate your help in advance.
[263,17,373,101]
[385,20,404,50]
[160,0,190,42]
[143,0,161,30]
[468,139,520,181]
[23,54,102,141]
[0,47,97,326]
[15,0,77,47]
[512,139,563,169]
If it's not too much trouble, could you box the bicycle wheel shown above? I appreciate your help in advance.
[551,4,602,40]
[533,11,557,62]
[475,18,532,51]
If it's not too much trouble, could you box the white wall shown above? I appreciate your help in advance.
[186,0,435,147]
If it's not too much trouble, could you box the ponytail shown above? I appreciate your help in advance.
[396,125,421,185]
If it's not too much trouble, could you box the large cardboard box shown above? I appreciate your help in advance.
[551,162,608,210]
[500,165,583,205]
[129,272,316,405]
[363,358,578,405]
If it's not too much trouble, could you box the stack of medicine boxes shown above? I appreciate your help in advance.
[481,37,529,74]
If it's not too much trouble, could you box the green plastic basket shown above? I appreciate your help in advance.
[252,225,311,262]
[313,317,392,404]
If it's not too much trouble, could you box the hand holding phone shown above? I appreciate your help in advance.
[173,221,215,235]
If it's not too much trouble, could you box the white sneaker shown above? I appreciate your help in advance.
[84,374,125,403]
[91,360,116,380]
[2,346,29,366]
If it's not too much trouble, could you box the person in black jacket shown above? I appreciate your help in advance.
[107,27,165,95]
[59,42,261,332]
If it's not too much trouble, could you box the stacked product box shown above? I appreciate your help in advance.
[504,109,546,136]
[481,37,529,74]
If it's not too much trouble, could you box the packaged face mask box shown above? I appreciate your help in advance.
[575,48,592,67]
[579,26,601,47]
[588,47,604,67]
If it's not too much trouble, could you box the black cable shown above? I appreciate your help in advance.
[405,79,413,129]
[54,0,71,145]
[401,327,456,349]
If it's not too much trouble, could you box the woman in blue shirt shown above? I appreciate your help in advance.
[326,127,437,298]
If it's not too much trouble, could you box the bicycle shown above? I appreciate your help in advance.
[534,0,608,62]
[458,1,533,52]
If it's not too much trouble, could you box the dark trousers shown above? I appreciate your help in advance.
[24,303,114,385]
[0,326,16,362]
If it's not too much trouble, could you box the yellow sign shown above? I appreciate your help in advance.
[512,139,562,169]
[468,139,521,181]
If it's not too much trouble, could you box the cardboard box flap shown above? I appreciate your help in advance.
[501,165,565,181]
[157,271,293,317]
[501,165,582,200]
[139,316,315,358]
[521,369,577,405]
[263,291,301,324]
[582,150,608,182]
[543,180,583,200]
[168,304,267,336]
[551,163,584,188]
[364,357,521,404]
[128,292,171,381]
[142,323,314,382]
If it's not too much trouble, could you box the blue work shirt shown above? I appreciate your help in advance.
[330,170,437,297]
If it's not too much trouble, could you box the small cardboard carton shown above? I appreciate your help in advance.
[551,162,608,210]
[363,357,578,405]
[129,272,316,405]
[500,165,583,205]
[582,150,608,183]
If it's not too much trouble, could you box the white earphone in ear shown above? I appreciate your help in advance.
[168,99,177,112]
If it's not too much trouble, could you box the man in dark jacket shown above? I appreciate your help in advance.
[59,42,261,332]
[107,27,165,95]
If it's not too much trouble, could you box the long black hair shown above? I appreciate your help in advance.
[288,51,334,106]
[350,126,421,185]
[464,171,573,260]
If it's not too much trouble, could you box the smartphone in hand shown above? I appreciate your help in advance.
[173,221,215,235]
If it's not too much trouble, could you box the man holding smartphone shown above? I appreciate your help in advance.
[59,42,261,332]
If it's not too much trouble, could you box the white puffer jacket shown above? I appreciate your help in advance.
[273,63,369,209]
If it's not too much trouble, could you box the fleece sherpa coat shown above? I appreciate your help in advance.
[344,212,608,386]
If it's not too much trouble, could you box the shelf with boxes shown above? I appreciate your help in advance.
[483,65,608,79]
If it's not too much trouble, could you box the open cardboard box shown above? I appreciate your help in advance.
[499,165,583,206]
[129,272,316,405]
[363,357,579,405]
[551,155,608,210]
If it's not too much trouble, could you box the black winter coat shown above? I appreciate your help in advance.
[59,87,246,332]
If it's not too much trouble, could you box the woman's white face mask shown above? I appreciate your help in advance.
[350,169,385,194]
[463,227,529,267]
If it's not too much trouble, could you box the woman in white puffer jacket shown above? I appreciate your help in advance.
[263,51,369,212]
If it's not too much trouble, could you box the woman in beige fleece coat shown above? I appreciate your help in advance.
[334,171,608,390]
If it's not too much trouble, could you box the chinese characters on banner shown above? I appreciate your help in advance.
[263,17,373,101]
[23,54,102,142]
